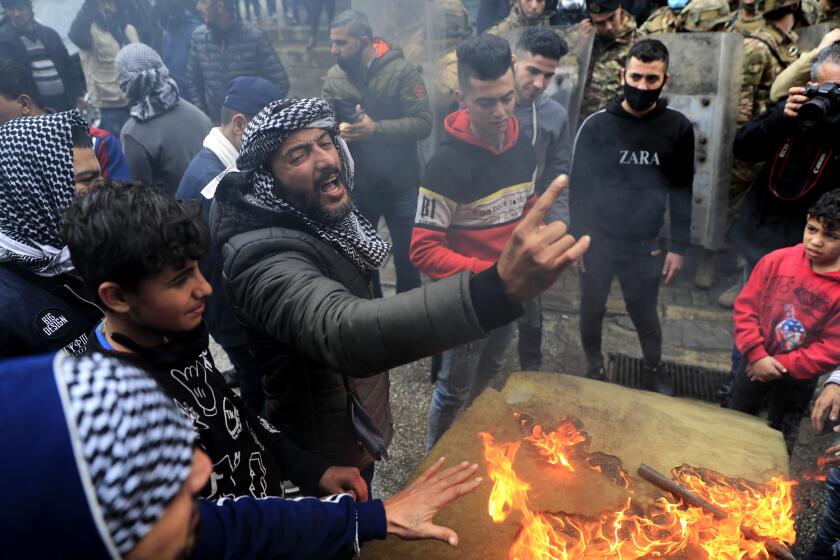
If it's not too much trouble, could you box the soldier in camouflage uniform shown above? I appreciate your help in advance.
[579,0,639,120]
[485,0,555,36]
[639,0,689,35]
[730,0,766,33]
[679,0,732,30]
[715,0,801,299]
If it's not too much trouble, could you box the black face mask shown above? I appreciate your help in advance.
[623,83,663,112]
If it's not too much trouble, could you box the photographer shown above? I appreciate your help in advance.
[732,42,840,272]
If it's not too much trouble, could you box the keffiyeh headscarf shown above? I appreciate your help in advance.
[1,352,195,559]
[117,43,180,122]
[0,110,88,276]
[237,98,391,272]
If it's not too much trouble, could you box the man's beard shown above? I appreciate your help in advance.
[276,171,354,225]
[337,48,365,75]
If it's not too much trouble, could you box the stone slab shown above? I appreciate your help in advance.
[365,372,788,559]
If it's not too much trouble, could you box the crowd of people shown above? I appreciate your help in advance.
[3,0,840,557]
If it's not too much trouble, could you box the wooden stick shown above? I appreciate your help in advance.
[637,464,796,560]
[638,463,728,519]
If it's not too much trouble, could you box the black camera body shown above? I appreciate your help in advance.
[799,83,840,126]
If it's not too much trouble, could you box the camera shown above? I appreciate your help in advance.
[799,83,840,126]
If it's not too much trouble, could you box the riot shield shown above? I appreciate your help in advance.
[652,32,744,250]
[795,22,834,52]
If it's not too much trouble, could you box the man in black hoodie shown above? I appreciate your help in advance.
[570,38,694,394]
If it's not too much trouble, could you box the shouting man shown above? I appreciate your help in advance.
[209,97,589,485]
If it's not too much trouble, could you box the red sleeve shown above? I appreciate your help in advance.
[409,227,495,279]
[776,312,840,380]
[733,258,770,364]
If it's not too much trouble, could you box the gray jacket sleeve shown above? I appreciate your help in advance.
[226,250,489,378]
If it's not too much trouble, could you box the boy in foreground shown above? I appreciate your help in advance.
[728,189,840,451]
[62,180,365,501]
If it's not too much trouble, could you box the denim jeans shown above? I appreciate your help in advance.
[426,322,515,450]
[811,468,840,559]
[579,236,663,369]
[223,343,266,416]
[355,188,421,296]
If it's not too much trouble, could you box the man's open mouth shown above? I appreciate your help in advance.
[319,174,344,196]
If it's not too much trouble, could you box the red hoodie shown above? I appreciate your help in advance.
[734,244,840,380]
[410,109,536,279]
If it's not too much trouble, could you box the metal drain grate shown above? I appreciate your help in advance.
[607,353,729,403]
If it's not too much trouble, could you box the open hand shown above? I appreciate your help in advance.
[383,457,482,546]
[319,466,368,502]
[746,356,787,382]
[497,175,590,302]
[812,383,840,432]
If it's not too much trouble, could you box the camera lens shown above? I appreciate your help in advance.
[800,97,832,126]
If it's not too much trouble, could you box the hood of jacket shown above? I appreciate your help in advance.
[443,108,521,155]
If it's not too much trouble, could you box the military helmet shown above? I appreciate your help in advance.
[682,0,731,30]
[758,0,800,17]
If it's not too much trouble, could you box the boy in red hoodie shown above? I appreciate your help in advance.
[728,189,840,452]
[412,34,539,450]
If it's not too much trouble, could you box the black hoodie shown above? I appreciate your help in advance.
[570,97,694,253]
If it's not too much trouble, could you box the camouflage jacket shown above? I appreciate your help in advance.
[639,6,682,35]
[739,24,798,124]
[730,10,765,34]
[485,6,554,36]
[579,13,638,121]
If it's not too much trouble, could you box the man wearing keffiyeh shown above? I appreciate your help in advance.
[210,97,590,480]
[0,110,104,357]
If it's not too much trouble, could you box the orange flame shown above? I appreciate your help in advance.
[525,420,586,472]
[479,421,797,560]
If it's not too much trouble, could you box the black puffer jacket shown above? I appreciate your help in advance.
[185,20,289,122]
[210,172,505,469]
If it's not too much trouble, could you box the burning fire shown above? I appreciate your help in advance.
[479,418,797,560]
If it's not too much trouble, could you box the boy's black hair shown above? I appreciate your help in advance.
[329,9,373,39]
[457,34,513,91]
[516,27,568,62]
[809,189,840,234]
[62,181,208,306]
[626,38,670,70]
[0,58,43,108]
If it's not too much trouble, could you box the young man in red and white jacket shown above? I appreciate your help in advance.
[411,34,539,450]
[729,188,840,452]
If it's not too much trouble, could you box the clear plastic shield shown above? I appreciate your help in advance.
[795,22,835,52]
[651,32,744,250]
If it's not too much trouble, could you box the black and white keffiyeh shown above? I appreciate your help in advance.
[117,43,180,122]
[237,98,391,272]
[0,110,87,276]
[56,353,195,557]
